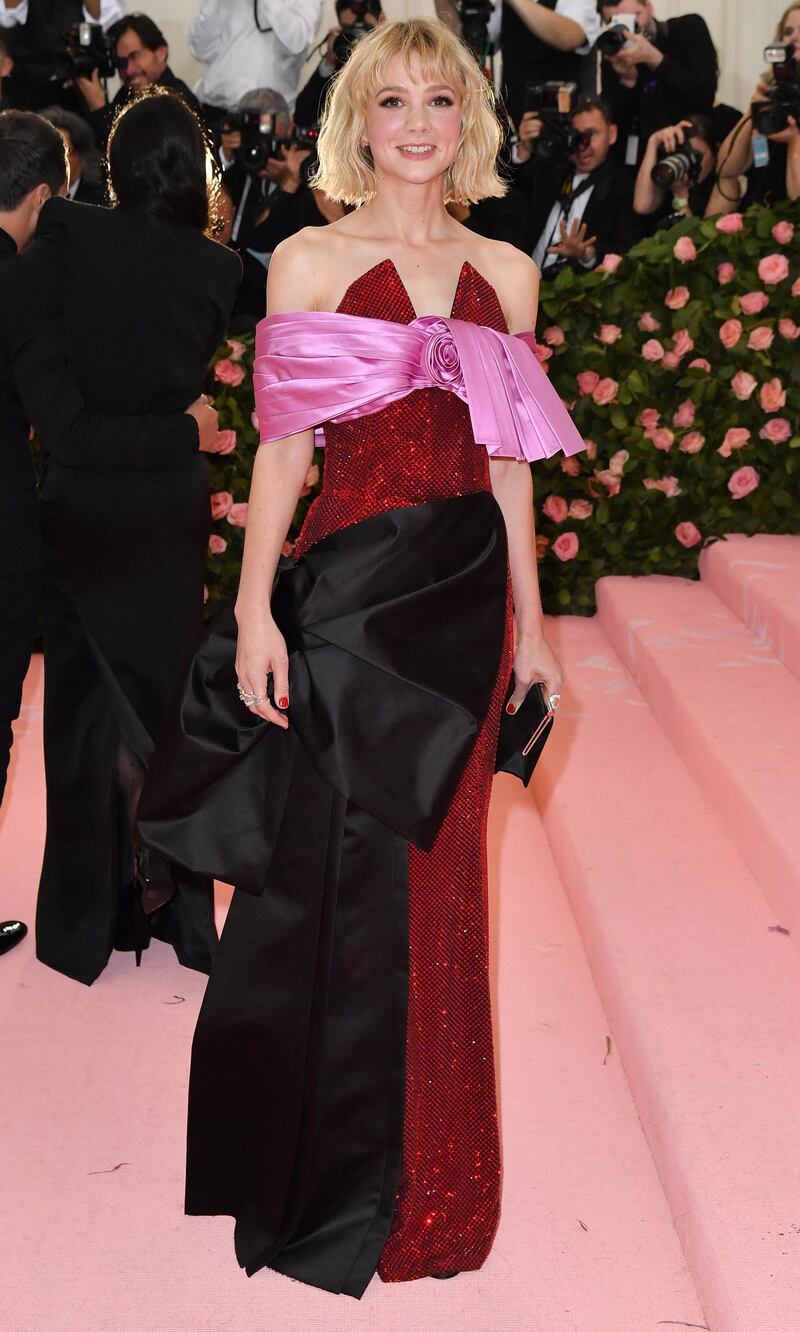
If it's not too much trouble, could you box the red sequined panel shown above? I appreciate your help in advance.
[294,258,512,1282]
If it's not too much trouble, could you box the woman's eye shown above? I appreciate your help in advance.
[432,95,455,107]
[379,97,402,108]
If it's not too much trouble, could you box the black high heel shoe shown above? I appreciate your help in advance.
[430,1271,461,1279]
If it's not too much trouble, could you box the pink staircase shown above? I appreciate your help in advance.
[2,533,799,1331]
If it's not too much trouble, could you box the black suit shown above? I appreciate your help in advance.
[603,16,718,169]
[0,197,241,984]
[519,155,643,267]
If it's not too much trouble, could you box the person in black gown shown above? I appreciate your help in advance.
[0,90,241,985]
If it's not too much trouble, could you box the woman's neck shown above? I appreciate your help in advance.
[358,180,456,249]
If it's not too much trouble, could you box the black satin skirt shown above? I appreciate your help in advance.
[138,492,509,1297]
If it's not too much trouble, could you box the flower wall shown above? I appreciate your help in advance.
[204,203,800,617]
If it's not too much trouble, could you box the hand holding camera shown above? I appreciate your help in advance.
[751,44,800,140]
[514,111,544,163]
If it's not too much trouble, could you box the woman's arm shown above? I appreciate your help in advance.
[716,109,756,180]
[633,123,688,216]
[233,236,317,729]
[490,250,564,710]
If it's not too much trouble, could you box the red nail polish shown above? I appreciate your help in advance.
[278,696,289,709]
[506,703,516,715]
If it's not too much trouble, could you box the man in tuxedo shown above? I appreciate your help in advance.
[516,93,642,272]
[0,108,65,956]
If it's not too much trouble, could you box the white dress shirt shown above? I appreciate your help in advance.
[549,0,600,51]
[188,0,322,113]
[0,0,122,28]
[532,171,594,270]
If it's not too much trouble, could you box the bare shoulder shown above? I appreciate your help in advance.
[473,239,540,334]
[266,226,337,314]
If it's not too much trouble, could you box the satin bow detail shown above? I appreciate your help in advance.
[253,311,585,462]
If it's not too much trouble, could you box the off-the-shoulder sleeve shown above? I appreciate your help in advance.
[253,311,585,461]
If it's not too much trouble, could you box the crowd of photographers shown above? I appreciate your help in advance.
[0,0,798,326]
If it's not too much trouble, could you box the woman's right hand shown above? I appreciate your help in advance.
[186,395,220,452]
[234,609,290,729]
[650,120,692,155]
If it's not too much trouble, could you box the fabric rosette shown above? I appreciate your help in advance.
[422,320,466,393]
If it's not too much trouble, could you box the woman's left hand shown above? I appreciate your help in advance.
[507,629,565,714]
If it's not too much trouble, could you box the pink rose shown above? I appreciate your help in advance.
[793,277,800,297]
[214,429,238,455]
[740,291,770,315]
[731,370,758,400]
[717,261,736,284]
[598,253,622,273]
[425,325,465,391]
[779,317,800,340]
[638,311,661,332]
[661,351,682,370]
[672,400,695,428]
[647,427,675,451]
[577,370,600,396]
[719,318,743,349]
[203,584,209,604]
[208,533,228,555]
[665,286,690,309]
[758,253,790,285]
[671,328,694,358]
[280,539,295,557]
[595,470,621,495]
[679,431,706,454]
[675,521,702,548]
[673,235,697,262]
[227,339,248,363]
[760,377,787,413]
[643,476,682,497]
[561,456,581,476]
[542,325,565,347]
[772,220,795,244]
[728,466,760,499]
[688,357,711,373]
[251,410,260,431]
[642,338,665,361]
[597,323,622,343]
[552,532,580,561]
[227,502,249,528]
[609,449,629,476]
[534,343,553,369]
[718,427,751,457]
[214,358,246,387]
[748,325,774,352]
[759,417,792,443]
[305,464,320,488]
[583,439,597,460]
[210,490,233,520]
[716,212,743,234]
[568,499,593,520]
[639,408,660,429]
[592,377,619,405]
[542,494,568,523]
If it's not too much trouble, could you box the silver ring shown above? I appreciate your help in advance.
[237,683,267,707]
[548,692,561,711]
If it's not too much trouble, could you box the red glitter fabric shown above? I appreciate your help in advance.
[295,259,513,1283]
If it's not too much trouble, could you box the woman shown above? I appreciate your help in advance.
[710,5,800,214]
[633,115,719,226]
[6,90,241,985]
[140,19,583,1297]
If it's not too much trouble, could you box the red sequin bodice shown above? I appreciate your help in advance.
[293,259,508,558]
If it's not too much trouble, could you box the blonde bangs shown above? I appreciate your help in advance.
[310,18,506,207]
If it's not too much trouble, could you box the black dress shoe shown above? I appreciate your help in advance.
[0,920,28,956]
[430,1271,461,1279]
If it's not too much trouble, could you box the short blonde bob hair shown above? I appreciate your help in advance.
[310,18,506,207]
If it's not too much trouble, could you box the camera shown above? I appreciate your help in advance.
[225,109,319,175]
[332,0,379,68]
[523,81,587,162]
[595,15,636,57]
[60,22,118,81]
[458,0,494,59]
[651,145,703,188]
[751,43,800,136]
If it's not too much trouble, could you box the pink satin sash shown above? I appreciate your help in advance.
[253,310,585,461]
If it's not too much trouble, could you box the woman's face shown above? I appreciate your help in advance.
[362,53,462,191]
[781,7,800,56]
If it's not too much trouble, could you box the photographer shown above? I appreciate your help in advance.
[0,0,121,111]
[77,14,201,151]
[516,92,641,272]
[633,114,718,228]
[188,0,322,129]
[435,1,599,129]
[41,104,103,203]
[711,7,800,212]
[598,2,717,168]
[294,0,383,129]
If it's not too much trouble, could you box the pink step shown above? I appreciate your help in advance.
[597,575,800,939]
[535,613,800,1332]
[700,533,800,683]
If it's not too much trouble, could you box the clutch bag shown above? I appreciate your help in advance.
[494,677,554,787]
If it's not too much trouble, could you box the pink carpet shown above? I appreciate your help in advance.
[2,533,798,1332]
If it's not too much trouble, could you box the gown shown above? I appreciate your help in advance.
[138,257,583,1298]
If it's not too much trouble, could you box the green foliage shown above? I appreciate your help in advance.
[205,204,800,617]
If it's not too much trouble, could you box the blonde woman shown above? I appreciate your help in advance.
[141,17,584,1298]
